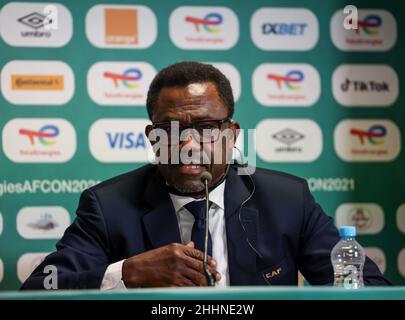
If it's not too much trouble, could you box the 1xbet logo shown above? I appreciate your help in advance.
[262,23,307,35]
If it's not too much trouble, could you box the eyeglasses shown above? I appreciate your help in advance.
[151,118,231,145]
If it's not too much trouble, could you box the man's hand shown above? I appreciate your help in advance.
[122,242,221,287]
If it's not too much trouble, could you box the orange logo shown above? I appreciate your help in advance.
[105,8,138,45]
[11,75,64,90]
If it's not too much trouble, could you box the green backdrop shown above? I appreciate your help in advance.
[0,0,404,290]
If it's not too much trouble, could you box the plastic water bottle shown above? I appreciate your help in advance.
[331,226,365,289]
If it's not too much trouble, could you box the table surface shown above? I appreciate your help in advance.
[0,286,404,300]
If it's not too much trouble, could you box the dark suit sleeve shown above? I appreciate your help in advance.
[297,180,391,286]
[21,189,111,290]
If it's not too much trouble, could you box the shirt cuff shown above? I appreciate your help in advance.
[100,259,127,290]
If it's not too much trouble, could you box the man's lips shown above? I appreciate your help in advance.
[175,164,207,175]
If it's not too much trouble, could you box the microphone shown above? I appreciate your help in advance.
[200,171,215,286]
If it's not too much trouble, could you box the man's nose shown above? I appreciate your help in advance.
[179,131,201,150]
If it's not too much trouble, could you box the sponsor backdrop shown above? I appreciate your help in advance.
[0,0,404,290]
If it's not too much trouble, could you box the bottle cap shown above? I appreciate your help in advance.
[339,226,356,238]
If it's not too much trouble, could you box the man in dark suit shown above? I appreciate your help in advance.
[22,61,389,289]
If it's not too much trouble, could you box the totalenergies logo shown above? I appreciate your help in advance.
[350,125,386,145]
[103,68,143,89]
[19,125,59,145]
[267,70,304,90]
[185,13,222,33]
[354,15,382,35]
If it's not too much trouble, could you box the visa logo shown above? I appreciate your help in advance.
[106,132,146,149]
[262,23,307,35]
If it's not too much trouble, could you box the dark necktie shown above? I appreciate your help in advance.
[184,200,213,257]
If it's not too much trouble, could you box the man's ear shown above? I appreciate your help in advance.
[231,121,240,143]
[145,124,153,144]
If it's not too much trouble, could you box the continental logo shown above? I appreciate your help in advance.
[11,75,64,90]
[1,60,74,105]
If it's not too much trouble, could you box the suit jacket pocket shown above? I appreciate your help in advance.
[259,257,295,285]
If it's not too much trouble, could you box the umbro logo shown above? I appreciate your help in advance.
[272,128,305,146]
[18,12,52,29]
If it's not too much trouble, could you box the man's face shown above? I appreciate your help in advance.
[146,81,239,196]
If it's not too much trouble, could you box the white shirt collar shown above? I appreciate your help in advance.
[169,179,226,213]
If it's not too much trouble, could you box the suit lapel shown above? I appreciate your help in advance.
[224,167,263,285]
[140,166,264,285]
[141,170,181,248]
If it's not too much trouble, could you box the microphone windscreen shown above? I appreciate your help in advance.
[200,171,212,183]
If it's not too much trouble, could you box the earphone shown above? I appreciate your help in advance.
[233,146,263,260]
